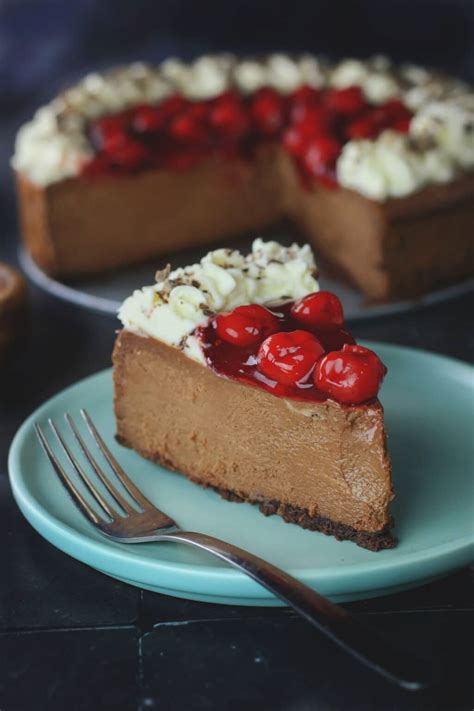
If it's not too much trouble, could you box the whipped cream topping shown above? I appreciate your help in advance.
[329,57,400,104]
[410,96,474,169]
[118,238,319,361]
[12,53,473,198]
[337,93,473,199]
[337,129,457,200]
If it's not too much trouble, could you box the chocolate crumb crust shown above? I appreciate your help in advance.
[115,434,397,552]
[212,487,396,552]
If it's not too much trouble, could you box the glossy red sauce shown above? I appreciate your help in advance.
[197,301,356,402]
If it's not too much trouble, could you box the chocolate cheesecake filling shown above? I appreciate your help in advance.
[113,330,395,550]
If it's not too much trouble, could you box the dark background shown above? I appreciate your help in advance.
[0,2,473,709]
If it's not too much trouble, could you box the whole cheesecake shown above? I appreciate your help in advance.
[113,240,395,550]
[13,54,474,301]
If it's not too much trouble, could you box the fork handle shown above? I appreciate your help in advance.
[158,529,434,691]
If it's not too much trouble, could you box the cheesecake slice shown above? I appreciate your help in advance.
[113,240,395,550]
[13,54,474,302]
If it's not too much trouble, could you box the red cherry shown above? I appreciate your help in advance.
[282,126,306,155]
[109,138,148,170]
[290,97,326,124]
[302,137,341,177]
[168,103,208,141]
[325,86,366,116]
[369,107,392,131]
[208,91,249,138]
[381,99,412,122]
[132,104,164,133]
[282,111,332,157]
[369,101,411,133]
[250,88,286,136]
[215,305,279,347]
[292,291,344,328]
[314,344,387,404]
[257,330,325,386]
[237,305,279,336]
[316,328,355,353]
[81,154,113,178]
[160,147,206,171]
[168,113,195,140]
[158,94,188,121]
[290,85,321,106]
[393,117,411,133]
[93,115,130,153]
[293,106,331,135]
[345,115,379,140]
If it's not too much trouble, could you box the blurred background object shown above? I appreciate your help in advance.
[1,0,473,223]
[0,262,28,362]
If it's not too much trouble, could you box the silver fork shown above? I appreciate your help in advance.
[35,409,434,691]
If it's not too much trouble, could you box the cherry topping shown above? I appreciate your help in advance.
[215,304,279,347]
[132,104,163,133]
[257,330,325,386]
[314,344,387,404]
[293,106,331,135]
[83,85,411,190]
[302,136,341,178]
[393,117,411,133]
[316,328,355,353]
[208,91,249,139]
[291,291,344,329]
[158,94,187,121]
[290,97,325,124]
[345,115,378,140]
[290,85,321,106]
[109,138,148,170]
[250,88,286,136]
[81,154,113,178]
[381,99,412,122]
[93,115,130,153]
[161,148,207,171]
[325,86,366,116]
[282,126,306,155]
[282,110,331,157]
[371,100,413,133]
[168,103,208,142]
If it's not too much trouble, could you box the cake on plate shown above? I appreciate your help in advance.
[13,54,474,301]
[113,239,395,550]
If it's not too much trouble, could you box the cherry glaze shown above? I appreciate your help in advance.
[197,301,357,403]
[82,86,413,189]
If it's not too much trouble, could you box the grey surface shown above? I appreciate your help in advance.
[19,239,474,321]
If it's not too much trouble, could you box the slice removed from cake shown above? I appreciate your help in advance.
[113,239,395,550]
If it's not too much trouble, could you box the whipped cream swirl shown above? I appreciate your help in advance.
[118,239,319,361]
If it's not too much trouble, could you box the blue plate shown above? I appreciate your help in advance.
[8,342,474,606]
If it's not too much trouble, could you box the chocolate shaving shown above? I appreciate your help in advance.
[155,264,171,283]
[199,304,214,316]
[408,134,436,152]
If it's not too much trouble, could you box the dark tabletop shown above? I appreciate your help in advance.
[1,1,474,707]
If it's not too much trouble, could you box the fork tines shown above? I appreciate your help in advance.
[34,409,164,527]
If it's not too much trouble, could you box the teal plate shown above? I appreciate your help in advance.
[8,342,474,606]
